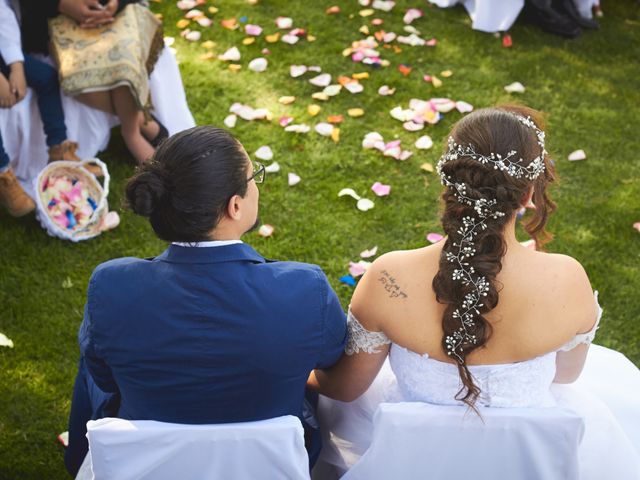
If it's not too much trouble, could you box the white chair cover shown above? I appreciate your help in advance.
[84,416,310,480]
[341,402,585,480]
[428,0,598,32]
[0,46,195,198]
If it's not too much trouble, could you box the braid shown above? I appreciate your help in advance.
[432,105,556,409]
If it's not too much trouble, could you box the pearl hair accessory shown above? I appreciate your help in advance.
[436,115,546,363]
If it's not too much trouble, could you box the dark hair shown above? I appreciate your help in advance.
[432,105,557,409]
[125,126,250,242]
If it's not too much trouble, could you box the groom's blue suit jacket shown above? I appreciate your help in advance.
[78,242,347,424]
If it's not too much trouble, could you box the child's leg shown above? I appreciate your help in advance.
[111,86,155,163]
[23,55,67,147]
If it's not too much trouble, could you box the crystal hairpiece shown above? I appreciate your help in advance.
[436,115,546,363]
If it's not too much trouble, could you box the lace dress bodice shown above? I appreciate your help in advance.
[344,293,602,408]
[389,345,558,407]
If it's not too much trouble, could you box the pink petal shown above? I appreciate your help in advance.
[279,116,294,127]
[360,246,378,258]
[348,261,368,277]
[426,38,437,46]
[633,222,640,233]
[245,24,262,36]
[426,232,444,244]
[371,182,391,196]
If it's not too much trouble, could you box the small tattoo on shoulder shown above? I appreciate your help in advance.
[378,270,408,299]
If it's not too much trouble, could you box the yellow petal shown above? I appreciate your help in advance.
[331,127,340,143]
[347,108,364,117]
[242,37,256,45]
[278,96,296,105]
[421,163,434,173]
[440,70,453,78]
[176,19,190,29]
[208,6,219,14]
[311,92,329,101]
[307,35,317,42]
[352,72,369,80]
[201,40,216,49]
[199,52,215,60]
[359,25,370,35]
[307,104,321,116]
[359,9,374,17]
[265,33,280,43]
[431,76,443,88]
[342,47,353,57]
[228,64,242,72]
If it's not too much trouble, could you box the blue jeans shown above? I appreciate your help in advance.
[0,132,8,170]
[0,54,68,148]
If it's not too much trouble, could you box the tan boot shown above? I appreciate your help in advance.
[48,140,104,177]
[0,168,36,217]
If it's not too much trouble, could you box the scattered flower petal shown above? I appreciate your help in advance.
[426,232,444,244]
[372,0,395,12]
[245,24,262,36]
[258,224,274,237]
[398,64,412,76]
[348,108,365,117]
[276,17,293,29]
[371,182,391,196]
[378,85,395,96]
[309,73,332,87]
[278,96,296,105]
[338,188,361,200]
[403,8,423,24]
[0,332,14,348]
[279,116,294,127]
[504,81,525,93]
[281,34,299,45]
[284,124,310,133]
[420,162,434,173]
[633,222,640,233]
[360,246,378,258]
[568,149,586,161]
[327,115,344,124]
[455,101,473,113]
[218,46,241,61]
[349,261,371,277]
[248,57,268,72]
[288,172,301,186]
[265,162,280,173]
[403,121,424,132]
[340,275,357,287]
[326,5,341,14]
[290,65,307,77]
[323,85,342,97]
[224,114,237,128]
[357,198,375,211]
[315,123,334,136]
[255,146,273,161]
[415,135,433,150]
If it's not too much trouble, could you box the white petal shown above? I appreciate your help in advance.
[568,149,586,161]
[309,73,332,87]
[504,82,526,93]
[288,172,301,186]
[254,146,273,161]
[248,58,268,72]
[223,114,237,128]
[264,162,280,173]
[315,123,334,136]
[356,198,375,211]
[415,135,433,150]
[290,65,308,77]
[338,188,361,200]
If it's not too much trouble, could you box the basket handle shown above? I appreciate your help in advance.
[80,158,111,217]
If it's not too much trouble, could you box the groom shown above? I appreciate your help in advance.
[64,126,348,476]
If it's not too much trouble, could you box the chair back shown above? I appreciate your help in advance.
[84,416,310,480]
[342,402,584,480]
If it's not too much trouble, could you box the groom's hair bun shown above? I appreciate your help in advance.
[124,126,250,243]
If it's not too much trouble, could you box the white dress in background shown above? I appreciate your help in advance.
[427,0,599,33]
[317,306,640,479]
[0,46,196,197]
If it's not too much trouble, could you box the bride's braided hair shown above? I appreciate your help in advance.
[432,105,556,408]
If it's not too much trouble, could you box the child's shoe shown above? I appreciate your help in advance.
[0,168,35,217]
[48,140,104,177]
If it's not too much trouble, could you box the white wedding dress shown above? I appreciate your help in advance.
[317,304,640,479]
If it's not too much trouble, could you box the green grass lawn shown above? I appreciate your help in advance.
[1,0,639,477]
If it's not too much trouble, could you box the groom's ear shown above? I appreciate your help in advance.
[226,194,242,220]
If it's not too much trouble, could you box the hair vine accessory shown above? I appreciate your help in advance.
[436,115,546,363]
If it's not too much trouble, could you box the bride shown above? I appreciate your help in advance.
[308,105,640,479]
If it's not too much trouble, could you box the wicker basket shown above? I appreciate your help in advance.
[34,159,110,242]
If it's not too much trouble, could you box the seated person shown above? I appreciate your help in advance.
[65,126,347,476]
[309,105,640,479]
